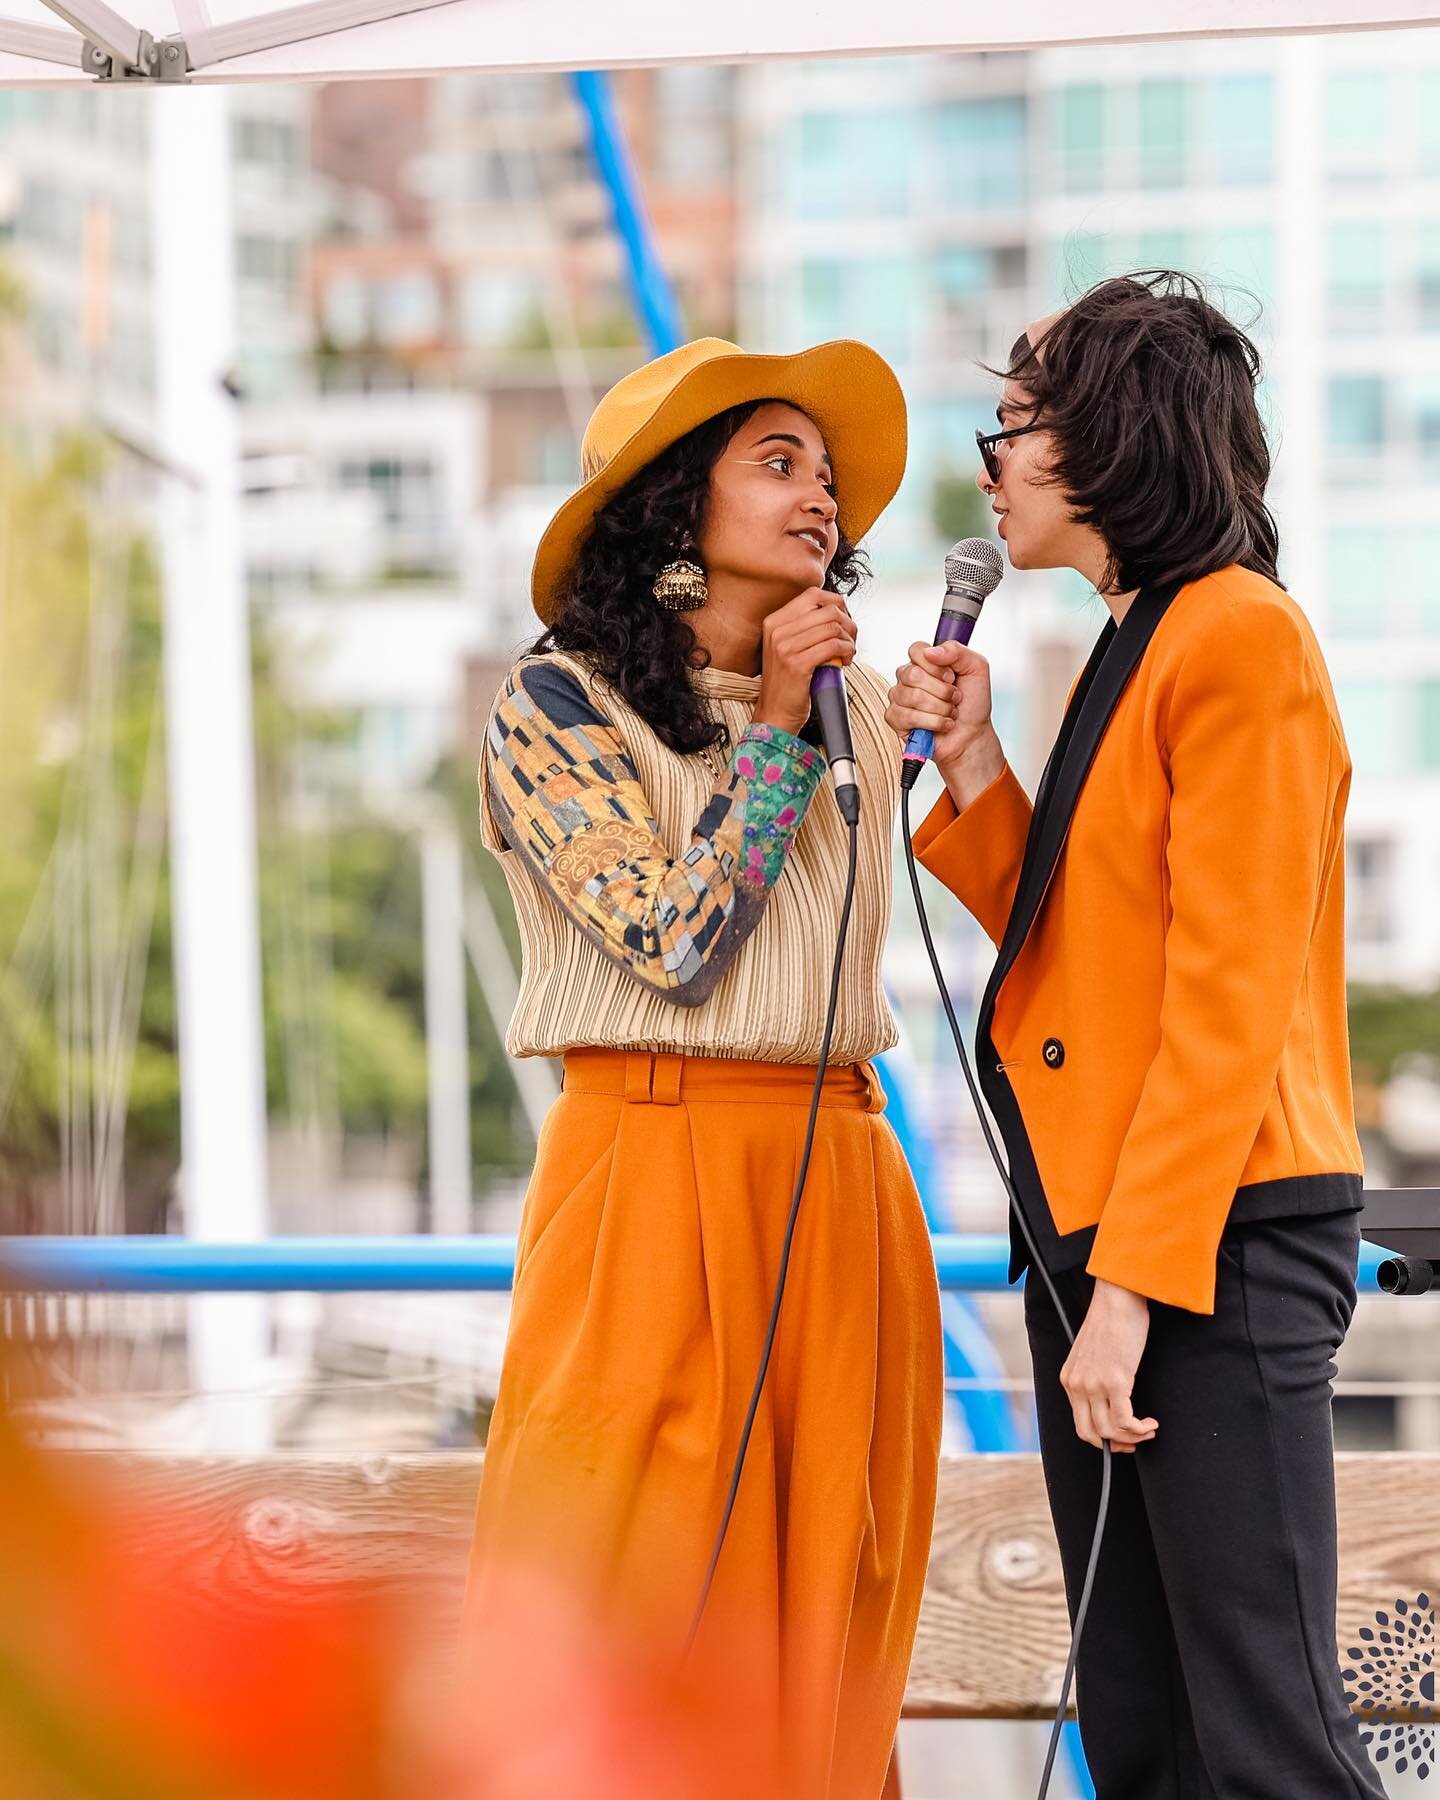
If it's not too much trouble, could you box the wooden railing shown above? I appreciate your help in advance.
[73,1447,1440,1719]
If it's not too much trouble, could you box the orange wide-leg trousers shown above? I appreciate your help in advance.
[461,1048,943,1799]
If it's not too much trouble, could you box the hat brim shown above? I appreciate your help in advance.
[530,339,907,624]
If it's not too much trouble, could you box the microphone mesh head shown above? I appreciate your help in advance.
[945,537,1005,599]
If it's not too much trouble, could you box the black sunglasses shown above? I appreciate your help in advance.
[975,421,1042,485]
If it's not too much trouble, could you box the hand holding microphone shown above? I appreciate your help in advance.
[752,587,856,733]
[888,537,1006,802]
[754,586,861,824]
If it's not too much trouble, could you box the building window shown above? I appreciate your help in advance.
[467,150,510,204]
[940,97,1028,211]
[1416,376,1440,472]
[1421,681,1440,773]
[1335,679,1405,780]
[937,245,992,300]
[1058,84,1104,193]
[1212,225,1274,304]
[1326,221,1385,335]
[460,270,537,346]
[1413,527,1440,636]
[799,259,846,344]
[1138,79,1186,189]
[851,110,915,216]
[1326,527,1384,638]
[790,113,847,220]
[375,272,442,344]
[652,65,734,188]
[323,274,370,348]
[535,428,576,485]
[1417,224,1440,332]
[1209,74,1274,185]
[1050,231,1111,297]
[1419,69,1440,176]
[1327,375,1386,453]
[933,245,1025,359]
[20,178,83,254]
[1346,836,1395,947]
[1136,227,1189,271]
[792,109,914,219]
[1325,70,1387,175]
[237,232,301,295]
[798,256,914,361]
[234,115,301,173]
[338,456,440,530]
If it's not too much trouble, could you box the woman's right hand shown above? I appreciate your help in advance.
[753,588,858,737]
[886,641,1006,804]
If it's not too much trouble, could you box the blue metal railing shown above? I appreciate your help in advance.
[0,1234,1395,1294]
[0,1222,1393,1800]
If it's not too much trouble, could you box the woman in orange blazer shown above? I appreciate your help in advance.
[887,273,1384,1798]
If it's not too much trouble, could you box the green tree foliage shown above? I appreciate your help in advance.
[0,431,527,1235]
[930,467,994,548]
[1347,984,1440,1087]
[0,432,179,1231]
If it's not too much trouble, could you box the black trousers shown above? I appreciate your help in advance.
[1023,1208,1387,1799]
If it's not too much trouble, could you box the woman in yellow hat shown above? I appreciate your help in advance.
[460,338,942,1799]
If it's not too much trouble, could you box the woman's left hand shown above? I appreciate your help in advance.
[1060,1280,1159,1452]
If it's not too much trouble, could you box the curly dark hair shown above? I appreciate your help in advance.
[996,270,1282,596]
[530,399,869,755]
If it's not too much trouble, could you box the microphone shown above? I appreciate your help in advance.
[900,537,1005,792]
[810,662,860,826]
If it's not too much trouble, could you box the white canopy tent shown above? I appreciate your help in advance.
[4,0,1431,1450]
[0,0,1435,86]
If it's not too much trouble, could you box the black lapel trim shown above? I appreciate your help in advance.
[1023,615,1116,839]
[973,576,1183,1285]
[980,578,1183,1031]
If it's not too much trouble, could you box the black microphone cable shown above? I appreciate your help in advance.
[900,780,1109,1800]
[686,721,1108,1798]
[686,807,861,1652]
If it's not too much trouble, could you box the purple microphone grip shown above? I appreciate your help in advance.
[902,608,979,765]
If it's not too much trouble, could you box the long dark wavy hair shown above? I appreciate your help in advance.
[530,399,869,755]
[997,270,1282,596]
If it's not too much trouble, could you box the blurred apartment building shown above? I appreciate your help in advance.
[1,51,1436,986]
[302,69,741,662]
[741,33,1440,1002]
[0,84,320,421]
[0,71,740,805]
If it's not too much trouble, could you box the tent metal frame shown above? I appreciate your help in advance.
[0,0,1436,84]
[0,0,453,76]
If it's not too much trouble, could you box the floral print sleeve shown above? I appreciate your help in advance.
[484,659,824,1006]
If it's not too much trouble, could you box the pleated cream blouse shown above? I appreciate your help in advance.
[477,649,901,1065]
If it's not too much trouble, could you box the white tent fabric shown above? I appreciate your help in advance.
[0,0,1436,86]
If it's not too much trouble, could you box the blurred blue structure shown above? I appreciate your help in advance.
[874,1053,1024,1452]
[0,1231,1396,1296]
[875,1053,1094,1799]
[569,70,685,356]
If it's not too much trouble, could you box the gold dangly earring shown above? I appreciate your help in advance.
[652,541,708,611]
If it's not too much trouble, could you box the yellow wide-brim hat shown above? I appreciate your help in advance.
[530,336,908,623]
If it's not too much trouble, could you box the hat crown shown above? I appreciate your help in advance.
[580,337,743,481]
[533,335,907,624]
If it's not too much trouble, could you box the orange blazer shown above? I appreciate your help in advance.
[913,564,1364,1315]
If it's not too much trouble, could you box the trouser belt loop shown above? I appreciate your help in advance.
[651,1052,683,1106]
[624,1051,654,1104]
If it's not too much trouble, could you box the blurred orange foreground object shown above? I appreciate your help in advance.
[0,1342,788,1799]
[442,1562,789,1800]
[0,1394,405,1798]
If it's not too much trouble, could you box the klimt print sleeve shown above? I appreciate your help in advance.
[483,659,825,1006]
